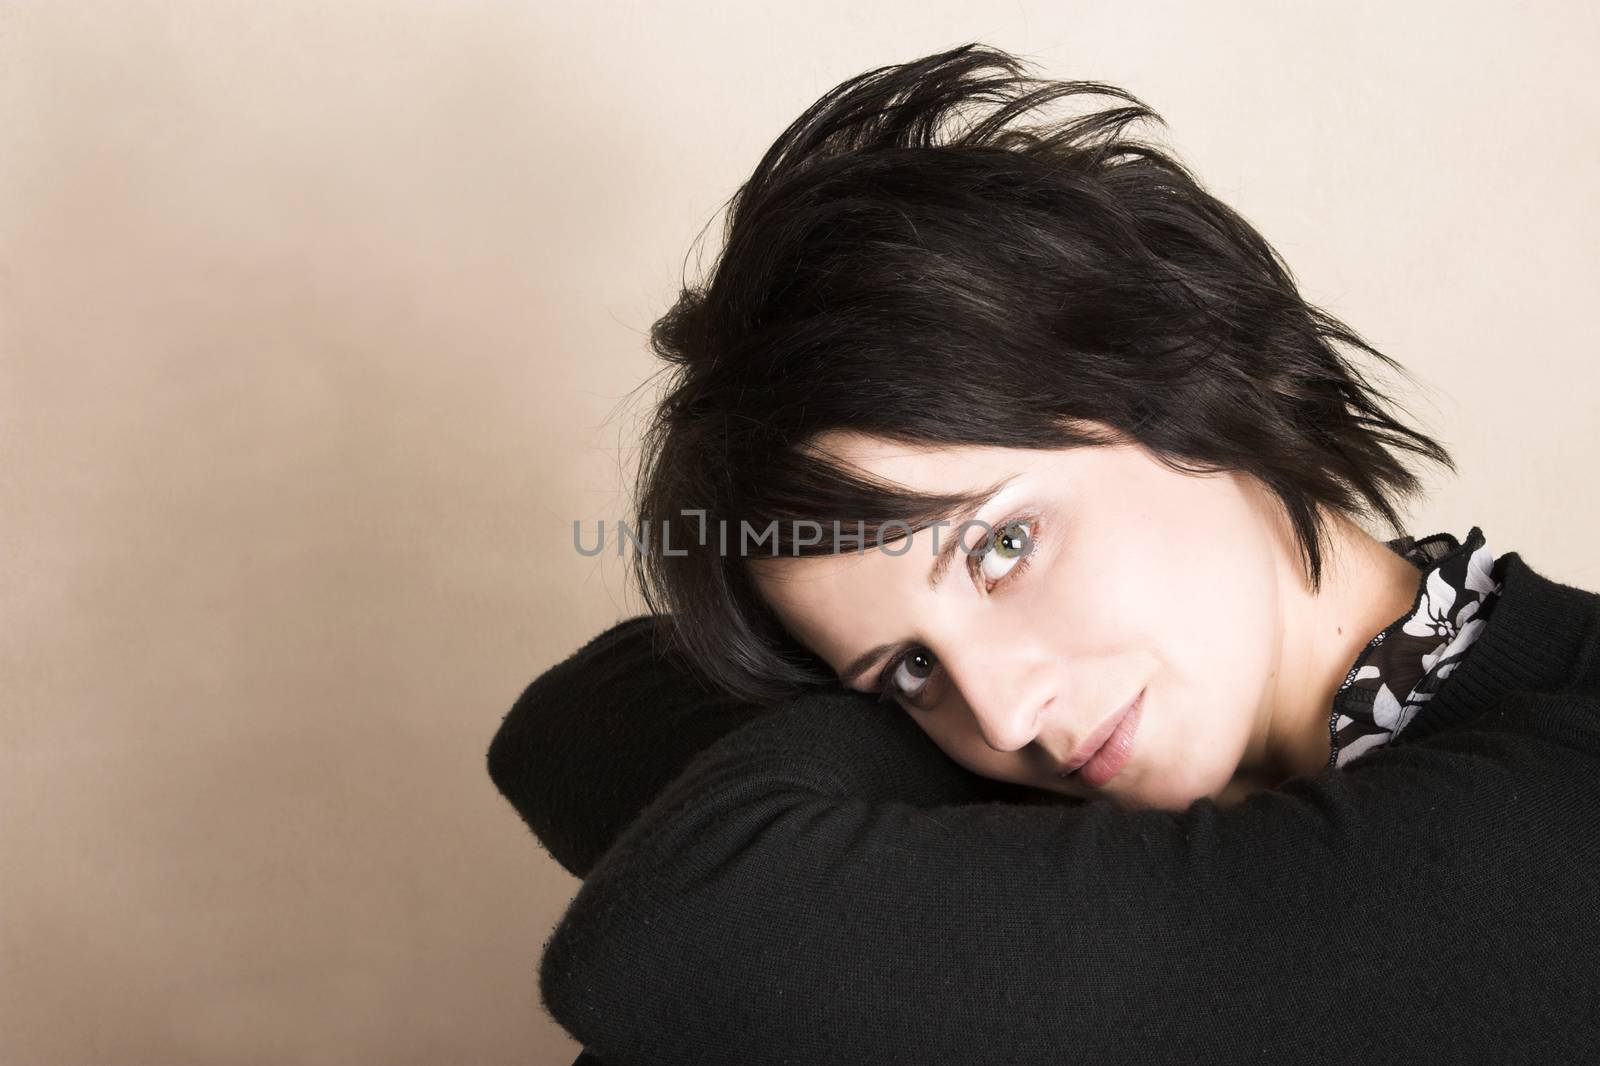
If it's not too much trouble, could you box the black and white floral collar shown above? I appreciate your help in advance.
[1328,526,1504,768]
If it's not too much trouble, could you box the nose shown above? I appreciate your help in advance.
[940,639,1060,753]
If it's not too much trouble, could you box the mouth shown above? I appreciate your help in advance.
[1056,687,1145,788]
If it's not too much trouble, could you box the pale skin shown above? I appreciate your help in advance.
[748,426,1427,811]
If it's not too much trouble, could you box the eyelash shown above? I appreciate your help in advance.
[874,513,1041,707]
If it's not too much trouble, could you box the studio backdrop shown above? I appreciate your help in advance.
[3,3,1597,1064]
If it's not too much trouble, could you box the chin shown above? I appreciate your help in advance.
[1120,765,1227,811]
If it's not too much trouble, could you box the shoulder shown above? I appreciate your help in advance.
[1387,551,1600,770]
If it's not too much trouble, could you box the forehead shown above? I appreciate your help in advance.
[805,430,1029,487]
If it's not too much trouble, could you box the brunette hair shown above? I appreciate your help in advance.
[625,41,1453,705]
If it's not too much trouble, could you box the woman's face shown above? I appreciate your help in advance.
[748,428,1306,810]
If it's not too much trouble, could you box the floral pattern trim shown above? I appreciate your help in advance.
[1329,526,1504,768]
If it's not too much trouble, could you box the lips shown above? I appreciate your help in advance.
[1056,687,1145,778]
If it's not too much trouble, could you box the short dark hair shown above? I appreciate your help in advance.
[626,41,1453,706]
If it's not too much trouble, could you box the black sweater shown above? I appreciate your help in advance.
[487,550,1600,1064]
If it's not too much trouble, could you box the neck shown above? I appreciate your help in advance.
[1232,511,1425,795]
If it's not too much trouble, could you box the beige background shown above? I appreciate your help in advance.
[3,2,1597,1063]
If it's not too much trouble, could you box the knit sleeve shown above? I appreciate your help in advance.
[485,615,776,879]
[536,680,1600,1064]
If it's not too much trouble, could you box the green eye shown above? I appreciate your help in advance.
[994,521,1028,556]
[979,519,1033,583]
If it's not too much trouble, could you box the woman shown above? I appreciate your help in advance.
[488,43,1600,1064]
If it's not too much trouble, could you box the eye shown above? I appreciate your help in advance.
[881,648,938,703]
[974,517,1035,587]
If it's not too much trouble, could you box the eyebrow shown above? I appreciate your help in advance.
[836,476,1016,689]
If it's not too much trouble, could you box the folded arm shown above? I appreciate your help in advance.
[487,614,1039,878]
[494,615,1600,1064]
[528,649,1599,1064]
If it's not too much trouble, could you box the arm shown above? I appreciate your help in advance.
[487,614,1038,878]
[486,615,773,879]
[538,682,1600,1065]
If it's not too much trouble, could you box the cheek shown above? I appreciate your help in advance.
[1091,525,1281,792]
[1142,578,1281,798]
